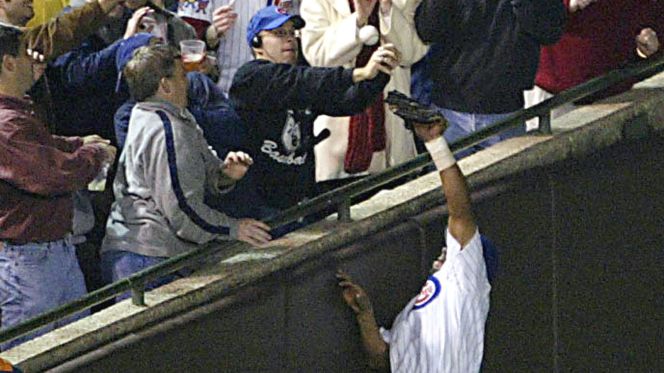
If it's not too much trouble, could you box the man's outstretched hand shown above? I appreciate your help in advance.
[337,270,374,317]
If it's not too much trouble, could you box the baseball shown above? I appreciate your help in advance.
[359,25,379,46]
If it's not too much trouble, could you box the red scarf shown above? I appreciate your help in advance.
[343,1,386,174]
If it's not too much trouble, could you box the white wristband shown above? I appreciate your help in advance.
[424,137,456,171]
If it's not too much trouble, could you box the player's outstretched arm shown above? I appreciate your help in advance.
[413,120,477,247]
[336,270,389,371]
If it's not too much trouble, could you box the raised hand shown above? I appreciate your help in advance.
[336,270,374,316]
[124,7,154,39]
[353,43,400,81]
[636,28,660,58]
[211,5,238,36]
[221,151,253,180]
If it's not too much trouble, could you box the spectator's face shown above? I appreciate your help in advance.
[0,0,34,26]
[257,21,299,65]
[4,46,42,94]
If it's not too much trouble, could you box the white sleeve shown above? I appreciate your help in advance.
[379,5,429,66]
[300,0,364,67]
[444,229,491,294]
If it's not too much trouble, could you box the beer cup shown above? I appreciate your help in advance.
[180,39,206,72]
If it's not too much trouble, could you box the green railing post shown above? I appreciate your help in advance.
[337,198,352,222]
[539,112,552,135]
[131,288,146,307]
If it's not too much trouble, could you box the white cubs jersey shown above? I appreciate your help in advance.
[380,229,491,373]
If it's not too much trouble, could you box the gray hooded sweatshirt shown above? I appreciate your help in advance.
[102,99,239,258]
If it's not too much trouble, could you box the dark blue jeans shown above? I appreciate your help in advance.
[101,250,183,302]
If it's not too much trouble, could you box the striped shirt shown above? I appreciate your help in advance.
[380,229,491,373]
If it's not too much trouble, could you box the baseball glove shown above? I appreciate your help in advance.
[385,90,446,129]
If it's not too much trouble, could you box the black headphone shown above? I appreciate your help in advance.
[251,35,262,48]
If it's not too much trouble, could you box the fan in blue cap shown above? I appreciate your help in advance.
[246,5,305,48]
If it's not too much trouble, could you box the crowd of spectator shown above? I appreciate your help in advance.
[0,0,662,368]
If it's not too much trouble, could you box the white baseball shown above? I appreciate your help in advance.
[359,25,379,46]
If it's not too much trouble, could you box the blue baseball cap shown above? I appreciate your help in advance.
[246,6,304,47]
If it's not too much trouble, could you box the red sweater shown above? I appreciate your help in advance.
[536,0,664,95]
[0,95,106,243]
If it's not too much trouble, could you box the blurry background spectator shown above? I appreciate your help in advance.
[178,0,301,95]
[414,0,565,157]
[300,0,427,188]
[524,0,664,131]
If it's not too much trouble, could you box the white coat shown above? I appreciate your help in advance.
[300,0,428,181]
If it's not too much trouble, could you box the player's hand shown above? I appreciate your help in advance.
[336,270,374,316]
[354,0,377,27]
[568,0,596,12]
[211,5,238,36]
[412,118,446,143]
[236,219,272,246]
[636,28,659,58]
[221,151,253,180]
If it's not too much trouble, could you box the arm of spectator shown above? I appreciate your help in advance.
[23,0,124,63]
[299,0,365,67]
[231,46,393,115]
[49,38,124,93]
[0,120,109,196]
[378,0,428,66]
[414,0,455,43]
[512,0,566,46]
[146,110,270,246]
[205,5,237,48]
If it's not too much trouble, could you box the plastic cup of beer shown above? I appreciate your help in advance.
[180,39,206,72]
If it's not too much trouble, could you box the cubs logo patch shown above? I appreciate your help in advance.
[413,275,441,310]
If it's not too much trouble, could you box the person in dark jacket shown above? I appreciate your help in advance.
[415,0,565,157]
[229,6,399,228]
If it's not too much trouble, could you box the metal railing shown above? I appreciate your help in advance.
[2,55,664,347]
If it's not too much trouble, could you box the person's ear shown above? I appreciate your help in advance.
[1,54,16,73]
[159,76,172,94]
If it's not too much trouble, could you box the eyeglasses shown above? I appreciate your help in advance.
[265,28,300,39]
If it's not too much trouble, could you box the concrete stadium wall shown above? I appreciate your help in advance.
[43,138,664,372]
